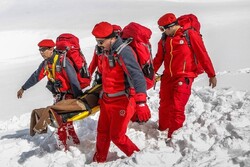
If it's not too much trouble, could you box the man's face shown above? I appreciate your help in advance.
[39,47,53,59]
[159,25,175,36]
[95,38,112,51]
[164,26,175,36]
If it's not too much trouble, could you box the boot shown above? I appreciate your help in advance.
[93,152,106,163]
[66,121,80,145]
[56,124,68,150]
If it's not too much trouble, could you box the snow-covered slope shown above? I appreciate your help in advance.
[0,0,250,166]
[1,82,250,166]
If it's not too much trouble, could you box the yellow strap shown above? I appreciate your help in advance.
[67,106,100,122]
[45,54,59,82]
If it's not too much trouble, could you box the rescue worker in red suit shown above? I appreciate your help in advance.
[153,13,217,141]
[88,24,122,85]
[91,22,151,163]
[17,39,84,103]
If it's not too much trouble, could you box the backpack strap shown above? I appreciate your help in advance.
[183,29,191,46]
[116,38,132,54]
[161,33,167,56]
[142,41,155,80]
[79,49,90,78]
[45,54,60,82]
[183,29,198,65]
[115,55,134,89]
[114,41,135,89]
[55,48,69,68]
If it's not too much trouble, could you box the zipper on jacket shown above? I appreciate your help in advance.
[183,60,186,73]
[169,38,173,77]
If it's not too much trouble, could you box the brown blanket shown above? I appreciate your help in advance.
[30,84,102,136]
[30,99,88,136]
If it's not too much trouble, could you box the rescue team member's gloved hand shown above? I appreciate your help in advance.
[132,93,151,122]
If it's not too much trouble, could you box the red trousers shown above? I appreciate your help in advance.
[93,94,139,162]
[158,76,193,138]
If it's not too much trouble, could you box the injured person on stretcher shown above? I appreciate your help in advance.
[29,84,102,150]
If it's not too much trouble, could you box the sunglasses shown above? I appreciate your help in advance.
[158,26,168,32]
[96,39,107,45]
[158,22,177,32]
[39,47,50,52]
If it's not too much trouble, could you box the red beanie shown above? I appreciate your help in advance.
[157,13,177,27]
[38,39,55,47]
[92,22,114,38]
[112,24,122,32]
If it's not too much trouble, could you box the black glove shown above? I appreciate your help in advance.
[92,71,102,86]
[46,80,57,94]
[95,45,103,55]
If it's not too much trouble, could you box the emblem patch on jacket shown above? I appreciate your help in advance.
[119,110,126,117]
[179,39,184,44]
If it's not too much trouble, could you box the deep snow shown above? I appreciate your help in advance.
[0,0,250,166]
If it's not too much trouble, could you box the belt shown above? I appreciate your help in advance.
[101,90,127,98]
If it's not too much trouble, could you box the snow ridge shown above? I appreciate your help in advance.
[0,85,250,167]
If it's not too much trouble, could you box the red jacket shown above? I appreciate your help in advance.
[88,50,103,77]
[100,37,146,95]
[22,51,83,98]
[153,27,215,78]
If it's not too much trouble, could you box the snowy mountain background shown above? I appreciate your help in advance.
[0,0,250,166]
